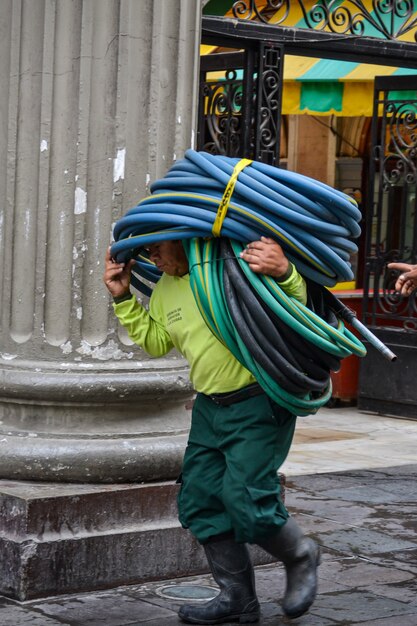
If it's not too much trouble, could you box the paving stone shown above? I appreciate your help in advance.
[318,526,417,556]
[312,485,393,506]
[255,561,347,598]
[348,465,417,478]
[287,472,359,492]
[309,589,415,622]
[260,617,335,626]
[31,592,176,626]
[367,503,416,539]
[359,578,417,607]
[355,616,417,626]
[287,492,376,525]
[258,600,335,624]
[372,481,417,502]
[367,548,417,575]
[293,514,349,536]
[126,618,182,626]
[319,556,415,587]
[0,603,70,625]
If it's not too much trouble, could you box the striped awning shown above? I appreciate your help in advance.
[200,51,417,117]
[282,56,417,116]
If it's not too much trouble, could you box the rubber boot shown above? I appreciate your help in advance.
[178,537,260,624]
[257,517,320,619]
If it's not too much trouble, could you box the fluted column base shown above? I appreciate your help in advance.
[0,357,193,482]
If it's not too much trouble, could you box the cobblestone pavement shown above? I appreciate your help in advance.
[1,461,416,625]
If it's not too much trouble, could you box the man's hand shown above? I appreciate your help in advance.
[240,237,291,279]
[387,262,417,296]
[103,247,135,298]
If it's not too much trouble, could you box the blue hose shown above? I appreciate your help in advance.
[111,150,366,415]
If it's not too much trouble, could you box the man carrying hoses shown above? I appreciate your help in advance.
[103,236,320,625]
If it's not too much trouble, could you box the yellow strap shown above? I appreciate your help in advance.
[212,158,253,237]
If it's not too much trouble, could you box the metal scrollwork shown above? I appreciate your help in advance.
[253,46,282,165]
[382,101,417,190]
[232,0,290,22]
[303,2,367,35]
[259,69,279,149]
[199,71,243,156]
[230,0,417,41]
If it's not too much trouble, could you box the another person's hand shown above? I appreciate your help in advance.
[387,262,417,296]
[240,237,291,280]
[103,247,135,298]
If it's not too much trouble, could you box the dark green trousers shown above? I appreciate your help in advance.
[177,392,296,544]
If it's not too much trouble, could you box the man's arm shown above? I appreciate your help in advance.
[387,262,417,296]
[103,248,174,356]
[240,237,307,304]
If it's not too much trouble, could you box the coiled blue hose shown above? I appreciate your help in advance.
[113,150,360,287]
[111,150,366,415]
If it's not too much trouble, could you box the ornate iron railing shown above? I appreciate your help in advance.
[380,100,417,189]
[255,45,282,164]
[230,0,417,41]
[197,45,284,165]
[363,76,417,328]
[199,69,245,157]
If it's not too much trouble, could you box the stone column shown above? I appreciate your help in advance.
[0,0,201,482]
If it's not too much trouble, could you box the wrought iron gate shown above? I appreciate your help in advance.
[201,5,417,417]
[358,75,417,418]
[197,43,284,165]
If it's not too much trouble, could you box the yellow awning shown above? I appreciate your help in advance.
[282,57,417,116]
[202,54,417,117]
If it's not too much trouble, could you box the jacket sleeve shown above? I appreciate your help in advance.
[113,295,174,357]
[277,263,307,305]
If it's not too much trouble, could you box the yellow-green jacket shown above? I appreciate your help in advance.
[114,267,306,395]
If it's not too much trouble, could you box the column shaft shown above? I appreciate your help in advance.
[0,0,201,482]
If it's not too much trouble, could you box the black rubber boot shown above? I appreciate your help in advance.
[257,517,320,619]
[178,538,260,624]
